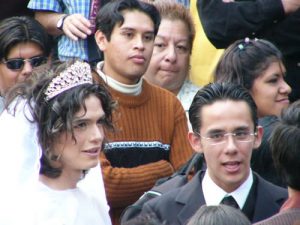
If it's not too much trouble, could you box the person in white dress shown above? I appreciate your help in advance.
[0,61,114,225]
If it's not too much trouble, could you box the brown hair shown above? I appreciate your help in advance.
[152,0,195,53]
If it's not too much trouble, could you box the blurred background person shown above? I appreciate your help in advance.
[254,100,300,225]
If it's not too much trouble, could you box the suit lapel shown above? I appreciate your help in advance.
[252,173,288,223]
[176,171,206,225]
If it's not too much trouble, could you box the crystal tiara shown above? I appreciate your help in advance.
[44,61,93,101]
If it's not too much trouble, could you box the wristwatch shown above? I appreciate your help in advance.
[56,14,69,31]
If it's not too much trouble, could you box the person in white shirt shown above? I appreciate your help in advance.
[137,83,288,225]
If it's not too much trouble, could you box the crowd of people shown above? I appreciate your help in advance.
[0,0,299,225]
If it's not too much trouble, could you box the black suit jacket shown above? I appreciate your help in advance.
[141,171,288,225]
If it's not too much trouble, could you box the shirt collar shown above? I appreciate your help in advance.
[96,61,143,96]
[202,169,253,209]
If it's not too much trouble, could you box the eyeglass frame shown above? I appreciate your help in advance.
[194,130,257,146]
[2,55,47,71]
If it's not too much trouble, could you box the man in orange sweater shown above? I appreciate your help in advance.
[94,0,194,224]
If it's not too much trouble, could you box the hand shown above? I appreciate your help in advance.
[281,0,300,14]
[62,14,92,41]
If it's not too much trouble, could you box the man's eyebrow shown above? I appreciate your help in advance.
[120,27,134,31]
[120,26,154,34]
[206,126,251,133]
[234,126,251,131]
[206,129,224,134]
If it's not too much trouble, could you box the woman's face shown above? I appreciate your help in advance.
[0,42,44,95]
[250,61,291,117]
[53,95,106,177]
[143,19,191,94]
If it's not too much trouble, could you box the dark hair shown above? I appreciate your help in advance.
[214,39,283,90]
[187,205,251,225]
[96,0,160,41]
[152,0,195,54]
[0,16,50,60]
[7,61,115,178]
[122,213,166,225]
[270,100,300,190]
[189,82,258,133]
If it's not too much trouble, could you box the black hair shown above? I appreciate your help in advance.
[96,0,160,41]
[122,213,166,225]
[189,82,258,133]
[270,100,300,190]
[0,16,50,60]
[214,38,283,90]
[6,61,115,178]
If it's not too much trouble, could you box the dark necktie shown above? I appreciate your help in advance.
[220,195,240,209]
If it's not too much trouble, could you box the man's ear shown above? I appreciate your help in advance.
[188,131,203,153]
[253,125,263,149]
[95,30,107,51]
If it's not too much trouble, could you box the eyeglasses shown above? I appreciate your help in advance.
[2,56,47,70]
[195,130,257,146]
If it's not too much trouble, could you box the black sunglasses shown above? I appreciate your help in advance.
[2,56,47,70]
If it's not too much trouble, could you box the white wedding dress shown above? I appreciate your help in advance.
[0,99,111,225]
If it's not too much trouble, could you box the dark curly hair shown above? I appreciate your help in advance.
[6,60,115,178]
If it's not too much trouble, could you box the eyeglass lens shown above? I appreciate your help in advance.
[4,56,46,70]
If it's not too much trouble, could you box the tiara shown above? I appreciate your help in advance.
[44,61,93,101]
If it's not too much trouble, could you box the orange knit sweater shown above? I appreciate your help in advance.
[98,78,193,224]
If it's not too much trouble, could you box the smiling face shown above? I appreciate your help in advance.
[143,19,190,94]
[189,100,262,192]
[0,42,44,95]
[53,95,105,176]
[250,61,291,117]
[96,9,155,85]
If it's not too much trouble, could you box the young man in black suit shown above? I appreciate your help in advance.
[138,83,288,225]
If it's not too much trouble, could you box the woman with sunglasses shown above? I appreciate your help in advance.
[214,38,291,187]
[0,16,50,113]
